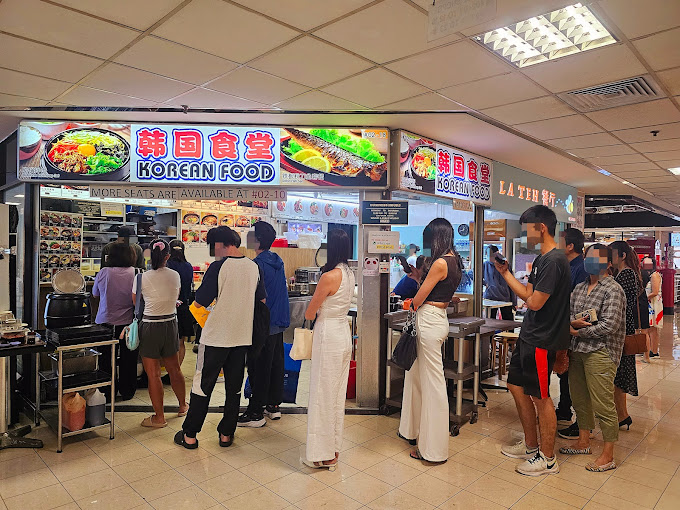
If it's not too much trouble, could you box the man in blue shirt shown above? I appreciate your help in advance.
[392,256,424,299]
[483,246,514,320]
[557,228,589,438]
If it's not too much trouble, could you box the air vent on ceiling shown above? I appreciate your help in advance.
[558,75,664,113]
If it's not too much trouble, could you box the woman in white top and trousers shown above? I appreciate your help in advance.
[302,229,356,471]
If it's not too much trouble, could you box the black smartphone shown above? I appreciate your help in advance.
[494,253,507,265]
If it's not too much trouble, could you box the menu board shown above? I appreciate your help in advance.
[19,121,389,189]
[272,196,358,225]
[180,202,269,244]
[39,211,83,282]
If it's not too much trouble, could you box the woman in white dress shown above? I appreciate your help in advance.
[302,229,355,471]
[642,257,662,358]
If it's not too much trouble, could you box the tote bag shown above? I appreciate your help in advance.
[623,291,649,356]
[290,320,314,360]
[125,272,144,351]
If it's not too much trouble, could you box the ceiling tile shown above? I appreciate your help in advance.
[646,150,680,162]
[58,86,158,107]
[0,34,101,83]
[657,159,680,170]
[386,40,509,90]
[514,115,602,139]
[602,162,661,173]
[633,28,680,71]
[521,44,646,93]
[81,63,194,102]
[52,0,185,30]
[274,90,367,110]
[612,169,669,177]
[438,73,546,110]
[586,99,680,130]
[598,0,680,39]
[321,68,429,108]
[626,175,677,183]
[0,0,139,59]
[612,122,680,143]
[570,145,637,158]
[165,88,267,109]
[377,92,464,110]
[230,0,372,31]
[0,68,71,101]
[0,93,48,107]
[115,36,238,85]
[481,96,574,125]
[249,37,372,88]
[545,133,620,150]
[636,181,675,189]
[313,0,459,64]
[657,67,680,96]
[631,139,680,153]
[153,0,298,63]
[587,154,649,166]
[206,67,309,105]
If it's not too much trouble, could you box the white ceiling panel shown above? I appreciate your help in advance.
[514,115,602,139]
[377,92,465,111]
[603,162,662,173]
[570,145,637,158]
[520,44,646,93]
[52,0,185,30]
[57,86,159,107]
[587,154,650,166]
[626,175,677,183]
[0,68,71,101]
[115,37,239,86]
[313,0,459,64]
[321,68,429,108]
[249,37,372,88]
[631,139,680,153]
[206,67,309,105]
[153,0,298,63]
[438,73,547,110]
[647,150,680,162]
[633,28,680,71]
[274,91,367,110]
[545,132,620,150]
[586,99,680,131]
[598,0,680,40]
[657,67,680,97]
[657,160,680,170]
[81,63,194,102]
[0,93,47,107]
[0,0,139,59]
[386,40,509,90]
[481,96,574,125]
[612,122,680,144]
[0,34,102,83]
[165,88,268,109]
[230,0,372,31]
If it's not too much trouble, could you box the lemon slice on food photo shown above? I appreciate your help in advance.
[292,148,321,162]
[302,156,331,173]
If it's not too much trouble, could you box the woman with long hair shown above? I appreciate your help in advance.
[133,240,188,427]
[641,256,662,357]
[399,218,462,463]
[610,241,649,430]
[302,229,355,471]
[167,240,194,367]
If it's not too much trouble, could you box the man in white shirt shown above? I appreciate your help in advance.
[176,227,266,449]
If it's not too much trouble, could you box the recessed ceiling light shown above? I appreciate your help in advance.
[669,167,680,175]
[474,3,616,68]
[621,181,629,184]
[14,194,24,198]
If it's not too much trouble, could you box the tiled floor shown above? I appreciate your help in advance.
[2,318,680,510]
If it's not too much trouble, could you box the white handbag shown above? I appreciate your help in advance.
[291,320,314,360]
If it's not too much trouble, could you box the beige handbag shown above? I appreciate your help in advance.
[291,320,314,360]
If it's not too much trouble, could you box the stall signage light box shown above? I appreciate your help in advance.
[397,130,493,206]
[18,121,389,189]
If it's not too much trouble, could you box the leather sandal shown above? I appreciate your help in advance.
[174,430,198,449]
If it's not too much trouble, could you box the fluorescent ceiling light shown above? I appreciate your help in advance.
[669,167,680,175]
[475,3,616,68]
[621,181,629,184]
[597,169,611,176]
[13,194,24,198]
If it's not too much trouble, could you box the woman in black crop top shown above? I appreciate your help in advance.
[399,219,463,463]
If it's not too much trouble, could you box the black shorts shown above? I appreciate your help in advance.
[507,337,556,399]
[139,319,179,359]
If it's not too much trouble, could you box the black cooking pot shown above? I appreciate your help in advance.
[45,292,91,329]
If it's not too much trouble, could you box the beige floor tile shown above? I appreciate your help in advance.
[363,458,421,486]
[0,446,37,462]
[361,436,410,457]
[81,432,137,454]
[111,455,172,483]
[238,457,298,484]
[389,447,432,473]
[61,467,127,500]
[156,445,213,468]
[359,416,400,434]
[38,442,94,467]
[49,454,110,482]
[398,473,461,506]
[148,485,218,510]
[96,442,153,467]
[279,424,309,443]
[656,490,680,510]
[427,458,486,488]
[76,484,146,510]
[332,471,393,505]
[511,492,579,509]
[222,486,289,510]
[452,446,505,472]
[295,487,363,510]
[623,450,680,475]
[343,415,374,426]
[214,444,270,468]
[342,424,382,444]
[307,461,359,485]
[538,474,597,500]
[366,488,435,510]
[138,430,178,454]
[130,469,193,500]
[465,473,529,507]
[263,415,305,432]
[233,425,279,443]
[0,467,59,499]
[438,489,509,509]
[487,462,541,490]
[611,460,673,491]
[174,455,234,483]
[198,470,261,502]
[264,471,327,504]
[0,452,47,480]
[274,444,306,469]
[339,446,387,471]
[553,461,612,490]
[3,483,73,510]
[531,479,589,508]
[250,433,302,455]
[598,475,662,508]
[589,491,648,510]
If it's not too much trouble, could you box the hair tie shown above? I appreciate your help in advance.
[152,241,165,251]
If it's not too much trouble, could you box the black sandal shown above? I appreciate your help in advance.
[219,433,233,448]
[174,430,198,449]
[398,432,417,446]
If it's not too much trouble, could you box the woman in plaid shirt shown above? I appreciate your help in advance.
[560,243,626,473]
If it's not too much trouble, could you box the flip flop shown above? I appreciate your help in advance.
[586,461,616,472]
[141,416,167,428]
[398,432,417,446]
[559,446,592,455]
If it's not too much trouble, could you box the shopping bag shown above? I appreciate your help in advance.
[125,272,144,351]
[189,301,211,328]
[282,342,302,404]
[391,308,418,370]
[290,320,314,360]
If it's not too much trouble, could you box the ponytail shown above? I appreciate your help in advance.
[151,239,169,270]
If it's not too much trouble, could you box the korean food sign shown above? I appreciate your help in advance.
[17,121,389,189]
[397,130,492,206]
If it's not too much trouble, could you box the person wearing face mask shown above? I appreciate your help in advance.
[560,244,626,472]
[494,205,571,477]
[641,257,662,358]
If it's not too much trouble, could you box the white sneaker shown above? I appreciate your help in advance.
[501,440,539,459]
[515,451,560,476]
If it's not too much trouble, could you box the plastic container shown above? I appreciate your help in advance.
[62,392,86,431]
[85,389,106,426]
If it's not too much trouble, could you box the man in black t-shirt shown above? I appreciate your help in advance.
[494,205,571,477]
